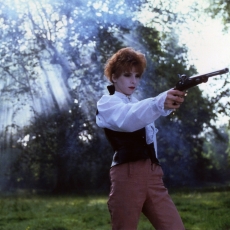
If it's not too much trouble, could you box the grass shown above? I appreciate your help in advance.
[0,189,230,230]
[173,190,230,230]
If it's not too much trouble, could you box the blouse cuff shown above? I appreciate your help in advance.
[152,91,173,116]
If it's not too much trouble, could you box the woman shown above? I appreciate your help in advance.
[96,47,185,230]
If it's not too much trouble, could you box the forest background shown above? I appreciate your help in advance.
[0,0,230,194]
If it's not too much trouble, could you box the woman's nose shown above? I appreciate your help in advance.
[131,75,137,83]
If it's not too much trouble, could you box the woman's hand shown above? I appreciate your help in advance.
[164,89,186,110]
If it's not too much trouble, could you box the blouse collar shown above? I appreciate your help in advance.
[114,91,133,101]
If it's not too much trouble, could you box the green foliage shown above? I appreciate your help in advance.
[202,125,230,181]
[207,0,230,27]
[12,103,111,192]
[0,0,140,192]
[205,0,230,117]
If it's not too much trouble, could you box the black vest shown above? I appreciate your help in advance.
[104,127,159,166]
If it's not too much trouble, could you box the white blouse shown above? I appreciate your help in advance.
[96,91,172,157]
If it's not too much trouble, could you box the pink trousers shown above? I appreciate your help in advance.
[107,159,185,230]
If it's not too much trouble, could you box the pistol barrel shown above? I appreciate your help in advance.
[189,68,229,79]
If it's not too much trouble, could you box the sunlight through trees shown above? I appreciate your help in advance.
[0,0,229,192]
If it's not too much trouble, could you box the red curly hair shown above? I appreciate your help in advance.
[104,47,147,83]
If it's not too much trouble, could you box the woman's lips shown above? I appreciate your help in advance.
[129,87,135,90]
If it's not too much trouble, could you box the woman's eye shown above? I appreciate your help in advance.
[124,73,131,77]
[136,75,141,78]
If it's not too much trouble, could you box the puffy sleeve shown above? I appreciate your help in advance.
[96,91,172,132]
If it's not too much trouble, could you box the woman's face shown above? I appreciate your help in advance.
[112,67,141,96]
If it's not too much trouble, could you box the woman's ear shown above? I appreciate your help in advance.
[112,74,117,83]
